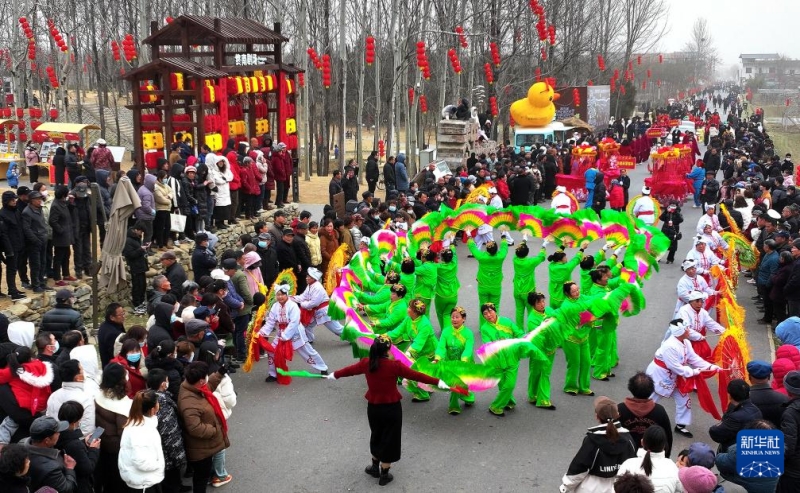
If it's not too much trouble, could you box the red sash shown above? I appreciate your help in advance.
[300,301,329,326]
[636,211,654,216]
[653,358,695,394]
[273,322,294,385]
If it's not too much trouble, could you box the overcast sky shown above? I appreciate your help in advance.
[660,0,800,74]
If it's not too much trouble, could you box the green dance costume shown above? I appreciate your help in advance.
[434,324,476,413]
[548,251,583,308]
[589,275,622,380]
[560,295,593,396]
[434,249,460,330]
[513,246,547,330]
[526,308,558,408]
[413,259,437,316]
[387,313,438,401]
[468,239,509,314]
[480,315,524,415]
[368,298,408,334]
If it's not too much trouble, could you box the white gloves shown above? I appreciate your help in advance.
[325,373,337,380]
[437,380,450,390]
[707,365,722,372]
[692,368,703,376]
[442,239,451,249]
[613,247,624,256]
[542,239,550,248]
[522,233,530,242]
[603,241,613,250]
[404,350,413,360]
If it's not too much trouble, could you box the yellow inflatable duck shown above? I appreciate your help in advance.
[509,81,560,127]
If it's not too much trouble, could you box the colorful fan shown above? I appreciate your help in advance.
[465,184,492,204]
[324,243,352,295]
[375,230,400,259]
[242,280,270,373]
[547,216,584,248]
[600,209,633,245]
[266,268,298,308]
[489,209,516,231]
[412,359,500,392]
[450,205,491,231]
[516,210,546,238]
[410,222,433,248]
[573,208,603,243]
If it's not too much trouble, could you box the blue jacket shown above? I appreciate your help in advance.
[716,444,779,493]
[757,250,779,287]
[584,168,597,190]
[395,154,409,192]
[686,166,705,188]
[776,316,800,348]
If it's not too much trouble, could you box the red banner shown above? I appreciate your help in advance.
[613,155,636,169]
[646,127,665,139]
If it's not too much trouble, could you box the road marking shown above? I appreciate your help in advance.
[768,325,776,362]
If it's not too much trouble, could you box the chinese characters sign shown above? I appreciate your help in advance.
[234,54,268,66]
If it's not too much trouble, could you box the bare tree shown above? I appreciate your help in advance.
[683,18,718,84]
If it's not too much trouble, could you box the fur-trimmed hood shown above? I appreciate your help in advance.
[17,359,54,388]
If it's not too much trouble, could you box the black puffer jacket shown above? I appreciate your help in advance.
[49,198,75,248]
[782,398,800,478]
[40,304,87,341]
[24,441,78,493]
[146,354,184,400]
[562,422,637,491]
[146,302,175,353]
[122,228,148,275]
[55,428,100,493]
[21,203,47,249]
[191,245,217,280]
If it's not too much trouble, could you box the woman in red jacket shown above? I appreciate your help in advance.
[226,150,242,223]
[110,339,146,398]
[328,335,449,485]
[608,179,625,211]
[239,156,261,219]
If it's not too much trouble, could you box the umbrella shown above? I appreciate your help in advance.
[98,176,141,294]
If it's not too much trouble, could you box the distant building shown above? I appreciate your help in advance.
[739,54,800,87]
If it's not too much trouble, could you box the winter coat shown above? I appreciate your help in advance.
[122,228,148,275]
[0,359,53,413]
[25,442,78,493]
[254,152,269,184]
[781,398,800,478]
[192,245,218,280]
[227,154,241,191]
[0,205,23,252]
[25,147,40,168]
[46,381,96,436]
[319,228,340,274]
[65,150,79,173]
[342,175,359,202]
[40,304,87,342]
[778,344,800,370]
[257,244,279,287]
[154,180,173,212]
[118,416,165,489]
[135,174,157,221]
[21,204,48,249]
[97,321,125,368]
[188,173,207,217]
[168,163,190,214]
[177,380,230,462]
[608,185,625,209]
[777,319,800,351]
[0,472,29,493]
[305,232,322,266]
[213,374,237,419]
[95,169,112,216]
[395,156,409,191]
[366,155,380,181]
[772,358,795,396]
[749,382,788,428]
[560,422,637,493]
[383,161,396,190]
[155,390,187,471]
[239,161,260,195]
[49,199,75,248]
[165,261,187,298]
[709,399,763,451]
[147,302,177,354]
[94,392,132,454]
[771,261,793,302]
[55,427,100,493]
[617,449,681,493]
[208,155,233,207]
[109,355,146,399]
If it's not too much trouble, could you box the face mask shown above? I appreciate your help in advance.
[127,352,141,363]
[389,205,397,212]
[373,215,380,220]
[139,341,145,348]
[170,314,179,324]
[51,341,60,353]
[162,179,169,184]
[187,353,195,363]
[258,241,267,248]
[396,222,407,231]
[40,190,48,198]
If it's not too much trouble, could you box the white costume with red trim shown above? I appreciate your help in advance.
[674,273,715,315]
[646,335,710,426]
[683,247,722,276]
[551,193,573,215]
[696,213,722,234]
[259,299,328,376]
[292,281,343,342]
[632,195,656,225]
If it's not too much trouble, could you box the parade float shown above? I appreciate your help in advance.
[123,16,301,172]
[644,144,694,204]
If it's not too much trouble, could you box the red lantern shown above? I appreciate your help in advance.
[573,88,580,107]
[637,55,642,65]
[610,79,616,92]
[49,108,59,120]
[419,95,428,114]
[628,61,633,71]
[509,115,515,128]
[540,47,547,62]
[378,139,385,157]
[321,54,332,88]
[787,99,792,107]
[111,41,120,61]
[613,68,619,81]
[534,67,541,82]
[658,54,663,64]
[365,36,375,65]
[298,73,305,87]
[408,88,414,106]
[15,108,23,118]
[548,24,556,45]
[490,42,501,67]
[448,48,462,74]
[646,69,652,79]
[484,63,494,85]
[587,80,593,86]
[597,55,606,71]
[166,16,174,23]
[455,26,468,48]
[620,85,626,95]
[642,81,647,90]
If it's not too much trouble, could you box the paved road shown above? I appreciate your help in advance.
[224,160,766,492]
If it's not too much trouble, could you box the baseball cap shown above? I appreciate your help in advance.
[687,442,715,468]
[282,228,295,236]
[746,360,772,379]
[221,258,238,270]
[210,269,229,281]
[55,288,73,301]
[195,233,209,243]
[193,306,217,320]
[29,416,69,441]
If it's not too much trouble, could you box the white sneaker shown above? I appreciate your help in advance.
[174,239,181,246]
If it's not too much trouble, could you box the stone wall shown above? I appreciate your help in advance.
[1,206,298,325]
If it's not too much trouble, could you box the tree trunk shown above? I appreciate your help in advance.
[338,0,347,171]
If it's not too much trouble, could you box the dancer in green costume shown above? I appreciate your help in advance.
[525,292,558,409]
[588,265,623,380]
[413,248,438,316]
[387,298,439,401]
[547,242,586,309]
[512,236,547,331]
[398,257,417,298]
[434,243,460,331]
[433,306,475,414]
[560,281,594,397]
[364,283,409,334]
[355,271,400,306]
[480,302,524,416]
[467,238,508,315]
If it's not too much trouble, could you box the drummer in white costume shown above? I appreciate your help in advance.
[684,236,723,284]
[698,223,729,252]
[676,291,726,362]
[474,195,494,249]
[646,319,721,438]
[551,186,573,215]
[631,186,656,225]
[259,284,329,380]
[292,267,344,343]
[675,259,716,315]
[695,204,722,234]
